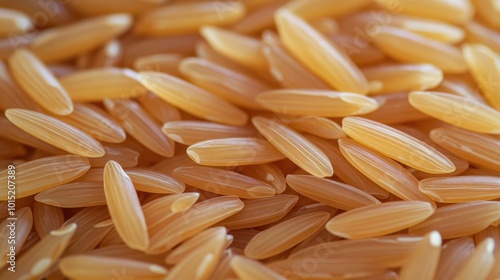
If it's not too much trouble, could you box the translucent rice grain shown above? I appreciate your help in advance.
[217,195,298,230]
[125,168,185,194]
[399,231,441,280]
[59,255,168,280]
[139,71,248,126]
[257,89,378,117]
[201,26,268,71]
[409,91,500,134]
[286,175,380,210]
[62,206,110,244]
[374,0,473,24]
[252,117,333,177]
[430,127,500,172]
[284,0,370,20]
[186,138,286,166]
[362,64,443,95]
[86,245,165,265]
[475,226,500,255]
[241,163,286,194]
[104,161,149,251]
[0,207,32,267]
[230,255,286,280]
[342,117,455,174]
[244,211,330,259]
[30,14,132,62]
[465,21,500,53]
[62,224,112,256]
[435,77,488,104]
[0,61,39,111]
[231,0,287,34]
[180,57,271,110]
[35,182,106,208]
[33,202,64,238]
[455,238,495,280]
[152,154,198,174]
[134,1,245,36]
[66,0,160,16]
[409,201,500,239]
[87,145,138,168]
[59,68,148,101]
[388,16,465,44]
[138,93,182,124]
[275,10,369,93]
[0,223,75,280]
[89,40,122,68]
[306,135,389,198]
[165,227,228,264]
[0,8,32,36]
[435,237,475,280]
[163,121,256,146]
[326,201,434,239]
[361,92,429,124]
[134,54,185,77]
[104,99,175,157]
[5,109,105,157]
[289,235,422,268]
[285,116,346,139]
[261,31,330,89]
[148,196,243,254]
[8,48,73,115]
[462,44,500,110]
[372,27,467,73]
[173,166,275,199]
[419,176,500,203]
[327,33,387,66]
[473,0,500,29]
[0,155,90,199]
[338,138,436,206]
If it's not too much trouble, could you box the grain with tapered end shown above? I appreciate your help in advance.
[5,109,105,157]
[35,182,106,208]
[326,201,434,239]
[399,231,441,280]
[0,207,32,265]
[419,176,500,202]
[455,238,495,280]
[231,255,286,280]
[139,71,248,125]
[409,201,500,239]
[244,211,330,259]
[125,168,185,194]
[342,117,455,174]
[435,238,475,280]
[8,48,73,115]
[252,117,333,177]
[104,161,149,251]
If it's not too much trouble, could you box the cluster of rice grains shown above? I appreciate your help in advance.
[1,0,500,279]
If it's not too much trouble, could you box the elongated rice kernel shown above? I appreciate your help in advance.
[455,238,495,280]
[5,109,105,157]
[230,255,286,280]
[0,155,90,199]
[419,176,500,203]
[399,231,441,280]
[59,255,167,280]
[0,207,32,265]
[465,21,500,53]
[8,49,73,115]
[0,60,39,111]
[59,68,148,102]
[125,168,185,194]
[104,161,149,251]
[342,117,455,174]
[35,182,106,208]
[252,117,333,177]
[409,91,500,134]
[435,238,475,280]
[173,166,275,199]
[139,71,248,126]
[474,0,500,29]
[372,27,467,73]
[430,127,500,172]
[275,10,369,93]
[231,0,287,34]
[217,195,298,230]
[0,8,32,36]
[244,211,330,259]
[462,43,500,110]
[33,202,64,239]
[87,145,138,168]
[286,175,380,210]
[362,64,443,95]
[241,163,287,194]
[186,138,286,166]
[284,0,371,20]
[389,15,465,44]
[338,138,436,206]
[326,201,434,239]
[286,116,346,139]
[409,201,500,239]
[361,92,430,124]
[30,14,132,62]
[148,196,243,254]
[163,121,256,146]
[165,227,227,264]
[90,40,122,68]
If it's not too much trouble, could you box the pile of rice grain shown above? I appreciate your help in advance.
[1,0,500,279]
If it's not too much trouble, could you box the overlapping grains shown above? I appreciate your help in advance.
[5,109,105,157]
[0,155,90,198]
[0,60,39,111]
[230,255,285,280]
[455,238,495,280]
[0,207,32,267]
[275,10,369,93]
[252,117,333,177]
[398,231,441,280]
[419,176,500,202]
[409,201,500,239]
[342,117,455,174]
[361,92,430,124]
[35,182,105,208]
[8,48,73,115]
[244,211,330,259]
[139,71,248,126]
[134,54,185,76]
[326,201,434,239]
[435,237,475,280]
[173,166,275,199]
[186,138,286,166]
[125,168,185,194]
[104,161,149,251]
[33,202,64,238]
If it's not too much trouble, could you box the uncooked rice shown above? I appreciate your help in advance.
[0,1,500,279]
